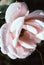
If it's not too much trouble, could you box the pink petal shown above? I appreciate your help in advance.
[25,10,44,21]
[5,2,28,23]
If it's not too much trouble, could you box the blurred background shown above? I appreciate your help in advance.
[0,0,44,65]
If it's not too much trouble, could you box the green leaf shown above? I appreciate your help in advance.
[0,5,8,19]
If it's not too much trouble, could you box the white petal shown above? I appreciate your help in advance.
[10,16,25,47]
[23,25,37,34]
[7,53,16,59]
[5,2,21,23]
[1,47,7,54]
[40,12,44,15]
[12,39,18,47]
[5,2,28,23]
[8,45,22,58]
[25,10,29,16]
[10,16,25,32]
[35,20,44,28]
[19,40,36,49]
[0,29,6,53]
[36,30,44,40]
[0,29,2,47]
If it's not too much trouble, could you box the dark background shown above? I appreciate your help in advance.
[0,0,44,65]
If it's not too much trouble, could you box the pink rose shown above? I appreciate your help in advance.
[0,2,44,59]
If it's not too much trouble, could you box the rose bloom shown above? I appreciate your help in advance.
[0,2,44,59]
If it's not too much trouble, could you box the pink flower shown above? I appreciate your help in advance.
[0,2,44,59]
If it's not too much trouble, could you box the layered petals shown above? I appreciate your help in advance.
[0,2,44,59]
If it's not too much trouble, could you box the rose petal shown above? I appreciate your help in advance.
[10,16,25,47]
[36,30,44,40]
[23,25,37,34]
[5,2,28,23]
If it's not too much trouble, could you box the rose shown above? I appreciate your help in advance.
[0,2,44,59]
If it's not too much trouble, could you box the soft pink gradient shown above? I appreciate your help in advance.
[0,2,44,59]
